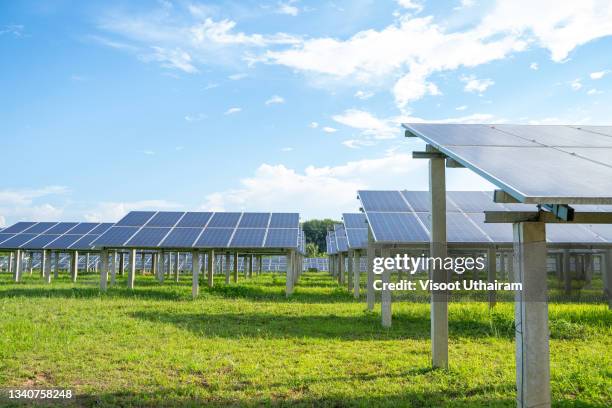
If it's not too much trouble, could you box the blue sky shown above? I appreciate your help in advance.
[1,0,612,225]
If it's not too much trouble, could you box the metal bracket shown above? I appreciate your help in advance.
[539,204,575,222]
[445,158,465,168]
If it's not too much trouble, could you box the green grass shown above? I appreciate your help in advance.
[0,271,610,407]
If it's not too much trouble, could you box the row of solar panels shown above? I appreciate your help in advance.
[0,212,304,251]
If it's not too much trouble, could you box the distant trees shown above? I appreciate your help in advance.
[302,219,340,256]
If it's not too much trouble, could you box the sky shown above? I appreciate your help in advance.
[1,0,612,226]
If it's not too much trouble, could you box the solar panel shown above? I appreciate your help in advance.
[195,228,234,247]
[89,223,114,234]
[2,222,37,234]
[20,234,61,249]
[44,234,82,250]
[574,125,612,137]
[333,224,349,252]
[0,234,37,248]
[92,226,139,246]
[417,212,489,243]
[68,223,99,235]
[70,234,101,250]
[359,190,410,212]
[45,222,79,234]
[404,123,612,204]
[367,212,429,243]
[230,228,266,247]
[467,213,513,242]
[342,213,368,249]
[447,191,507,213]
[584,224,612,241]
[145,212,184,227]
[265,228,298,247]
[269,213,299,228]
[343,213,367,229]
[175,212,212,228]
[545,224,604,243]
[126,227,170,247]
[160,228,202,247]
[401,191,431,212]
[25,222,58,234]
[207,212,241,228]
[238,213,270,228]
[116,211,156,227]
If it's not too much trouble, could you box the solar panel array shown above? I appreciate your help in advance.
[333,224,349,252]
[326,230,337,255]
[403,124,612,204]
[358,190,612,245]
[342,213,368,249]
[304,257,329,270]
[92,211,300,249]
[0,222,115,251]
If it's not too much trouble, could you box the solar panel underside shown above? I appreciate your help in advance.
[403,124,612,204]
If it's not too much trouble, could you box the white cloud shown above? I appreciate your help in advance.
[354,90,374,100]
[204,82,219,90]
[460,74,494,93]
[590,70,610,80]
[530,62,539,70]
[322,126,338,133]
[309,121,319,128]
[200,153,493,218]
[143,150,155,155]
[456,105,468,111]
[570,78,582,90]
[0,24,24,37]
[281,147,293,151]
[228,73,247,80]
[332,109,398,140]
[84,200,181,222]
[276,1,300,16]
[225,107,242,115]
[142,46,198,73]
[0,186,69,225]
[396,0,423,12]
[265,95,285,105]
[0,215,5,228]
[587,88,603,95]
[184,113,207,121]
[342,139,375,149]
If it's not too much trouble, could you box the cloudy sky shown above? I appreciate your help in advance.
[1,0,612,225]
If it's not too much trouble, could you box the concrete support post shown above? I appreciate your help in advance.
[338,253,345,285]
[151,252,157,278]
[258,255,263,275]
[487,247,497,308]
[233,253,238,283]
[40,251,46,281]
[8,252,14,274]
[44,250,52,284]
[71,251,79,282]
[192,251,200,299]
[563,250,571,295]
[207,250,215,287]
[110,251,117,286]
[100,250,108,292]
[86,253,90,272]
[604,249,612,309]
[248,255,253,278]
[500,252,506,280]
[513,222,550,408]
[381,247,392,327]
[353,250,360,299]
[584,254,593,288]
[347,251,353,292]
[367,244,375,311]
[224,253,231,284]
[174,252,180,282]
[429,155,448,369]
[28,253,33,275]
[53,252,59,278]
[128,248,136,289]
[14,249,22,282]
[286,250,294,297]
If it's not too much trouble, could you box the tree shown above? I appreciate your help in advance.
[302,219,340,254]
[305,242,320,258]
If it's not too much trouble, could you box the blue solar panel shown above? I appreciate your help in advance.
[447,191,506,213]
[417,212,489,243]
[116,211,156,227]
[88,223,114,234]
[334,227,349,252]
[195,228,234,247]
[126,227,170,247]
[45,222,79,234]
[230,228,266,247]
[45,235,82,250]
[269,213,299,228]
[68,223,99,235]
[207,212,241,228]
[20,234,61,249]
[346,229,368,249]
[0,233,15,244]
[176,212,213,228]
[401,191,431,212]
[546,224,603,243]
[69,234,100,250]
[160,228,202,247]
[93,226,139,246]
[367,212,429,243]
[0,234,37,248]
[358,191,410,212]
[264,229,298,247]
[584,224,612,241]
[343,213,367,229]
[145,212,184,227]
[238,213,270,228]
[467,213,513,243]
[2,222,37,234]
[25,222,59,234]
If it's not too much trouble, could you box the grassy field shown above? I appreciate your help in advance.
[0,270,610,407]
